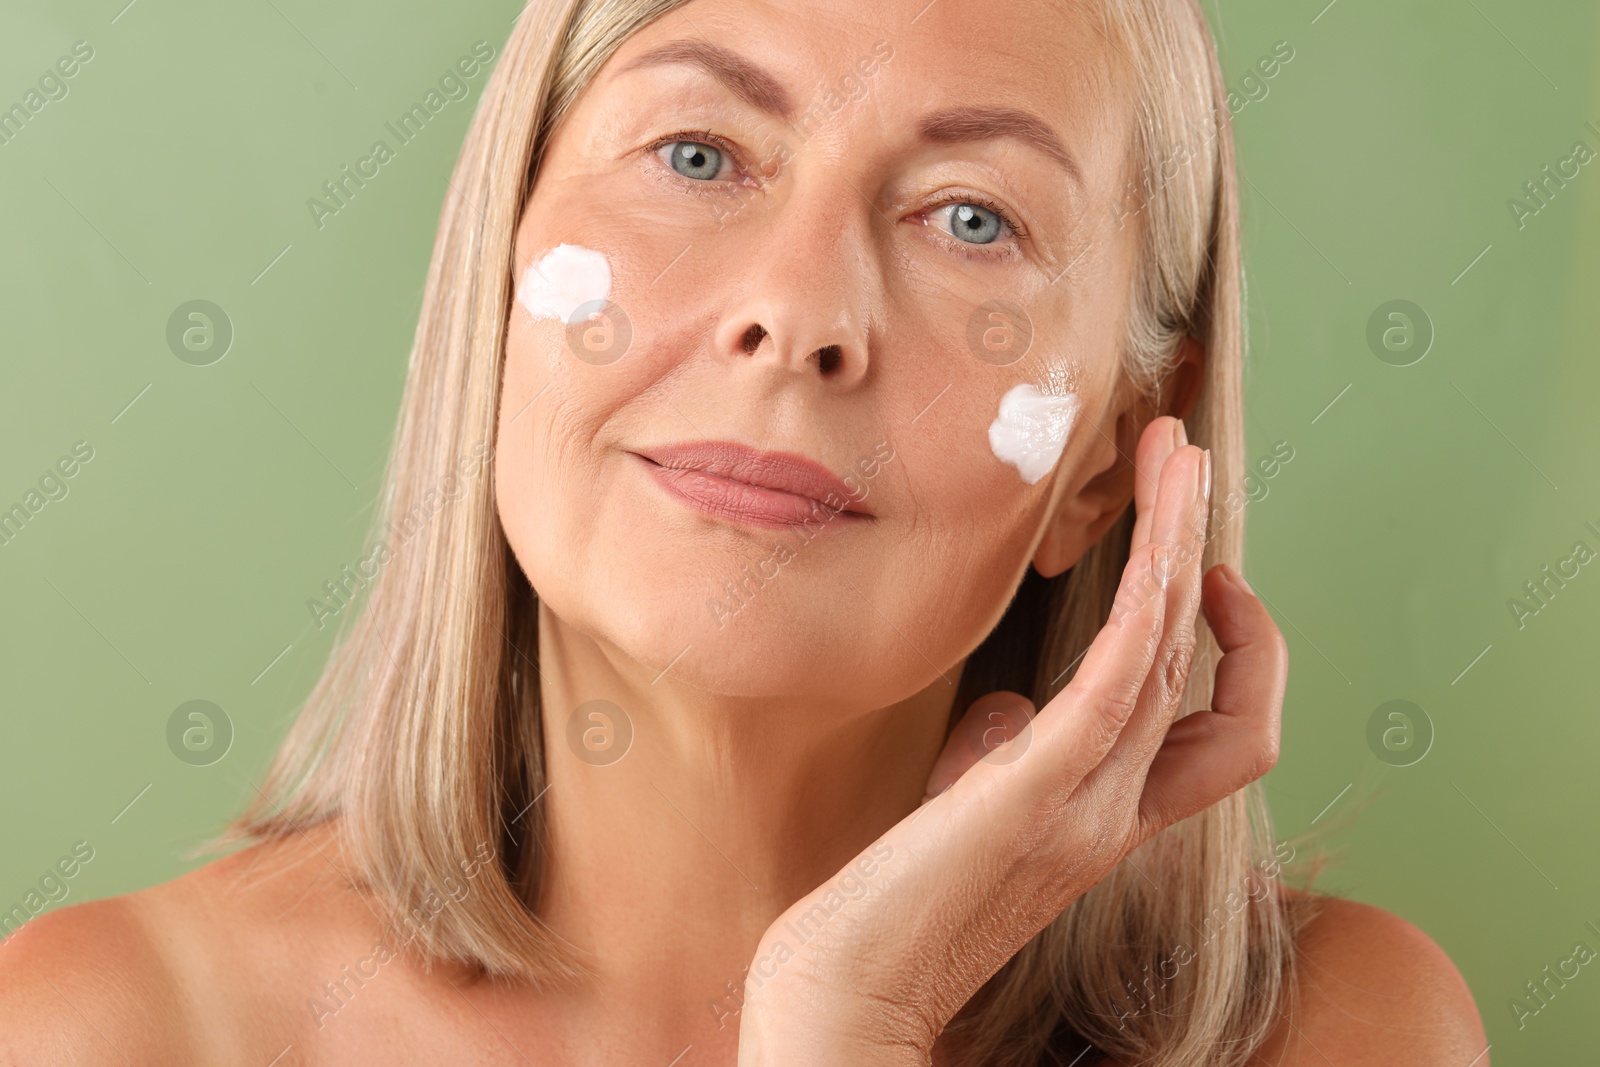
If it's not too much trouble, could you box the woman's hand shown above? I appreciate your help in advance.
[737,416,1289,1066]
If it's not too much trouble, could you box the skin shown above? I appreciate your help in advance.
[0,0,1488,1064]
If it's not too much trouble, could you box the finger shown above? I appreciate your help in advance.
[923,691,1037,801]
[1136,563,1287,836]
[1200,565,1287,722]
[1025,537,1170,786]
[1085,444,1209,790]
[1129,416,1185,552]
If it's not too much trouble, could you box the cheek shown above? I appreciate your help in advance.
[872,333,1109,642]
[986,384,1082,485]
[873,356,1071,593]
[495,309,606,591]
[910,355,1089,507]
[496,245,705,595]
[516,243,611,324]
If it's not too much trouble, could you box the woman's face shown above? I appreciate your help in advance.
[496,0,1141,708]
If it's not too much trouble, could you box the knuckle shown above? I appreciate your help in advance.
[1108,801,1140,850]
[1269,627,1290,668]
[1250,728,1281,780]
[1177,532,1206,579]
[1093,678,1143,744]
[1160,626,1198,699]
[1048,795,1128,866]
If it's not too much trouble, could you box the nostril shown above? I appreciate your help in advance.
[739,324,767,354]
[814,345,842,375]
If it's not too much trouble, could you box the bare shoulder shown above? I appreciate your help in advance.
[0,887,190,1064]
[1249,890,1489,1066]
[0,824,369,1066]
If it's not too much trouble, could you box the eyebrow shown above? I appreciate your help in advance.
[616,39,795,121]
[916,107,1083,188]
[615,40,1082,186]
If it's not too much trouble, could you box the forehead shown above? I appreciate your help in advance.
[599,0,1133,179]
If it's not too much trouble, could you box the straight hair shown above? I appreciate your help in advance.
[220,1,1324,1063]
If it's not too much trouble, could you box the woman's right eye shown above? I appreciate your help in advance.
[657,140,728,182]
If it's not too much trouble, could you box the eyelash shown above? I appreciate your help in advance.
[922,192,1028,260]
[644,128,1030,261]
[645,128,752,185]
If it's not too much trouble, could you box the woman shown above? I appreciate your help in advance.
[0,0,1487,1063]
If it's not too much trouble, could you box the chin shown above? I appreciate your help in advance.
[529,541,941,707]
[508,459,976,708]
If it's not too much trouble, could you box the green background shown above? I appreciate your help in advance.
[2,0,1596,1060]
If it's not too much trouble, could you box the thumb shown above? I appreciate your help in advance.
[922,691,1037,802]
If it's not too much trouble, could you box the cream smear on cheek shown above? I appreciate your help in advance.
[987,364,1082,486]
[517,243,611,322]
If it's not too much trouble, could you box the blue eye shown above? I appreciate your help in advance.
[940,202,1007,244]
[660,140,725,181]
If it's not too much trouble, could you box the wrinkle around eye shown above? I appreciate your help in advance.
[655,138,728,182]
[908,208,1026,265]
[929,201,1014,246]
[635,145,754,206]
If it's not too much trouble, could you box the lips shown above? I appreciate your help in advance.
[631,440,873,530]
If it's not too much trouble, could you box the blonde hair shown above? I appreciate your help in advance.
[221,1,1320,1063]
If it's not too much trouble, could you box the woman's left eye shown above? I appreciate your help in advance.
[657,139,729,181]
[931,201,1014,245]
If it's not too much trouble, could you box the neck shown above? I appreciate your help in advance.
[531,599,958,1020]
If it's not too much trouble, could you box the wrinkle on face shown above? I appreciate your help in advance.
[494,0,1142,707]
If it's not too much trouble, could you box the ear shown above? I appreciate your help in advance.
[1165,334,1206,424]
[1031,336,1207,579]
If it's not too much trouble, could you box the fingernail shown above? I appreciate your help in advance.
[1173,419,1187,450]
[1202,449,1213,507]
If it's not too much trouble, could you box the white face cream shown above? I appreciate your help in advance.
[988,382,1082,485]
[517,243,611,323]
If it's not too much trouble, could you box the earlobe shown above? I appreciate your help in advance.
[1032,495,1129,578]
[1032,519,1076,579]
[1168,335,1207,422]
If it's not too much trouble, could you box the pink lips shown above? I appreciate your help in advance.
[632,441,873,529]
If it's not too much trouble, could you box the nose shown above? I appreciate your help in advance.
[710,175,875,391]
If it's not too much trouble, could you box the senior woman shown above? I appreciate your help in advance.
[0,0,1485,1064]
